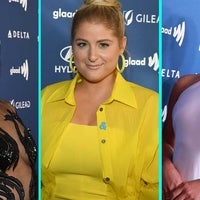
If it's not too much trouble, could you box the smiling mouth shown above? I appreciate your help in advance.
[86,63,104,70]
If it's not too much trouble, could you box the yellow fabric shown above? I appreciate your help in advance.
[42,72,159,200]
[49,123,107,199]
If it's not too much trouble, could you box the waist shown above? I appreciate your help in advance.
[44,173,108,200]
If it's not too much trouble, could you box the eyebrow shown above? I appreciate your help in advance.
[75,38,113,43]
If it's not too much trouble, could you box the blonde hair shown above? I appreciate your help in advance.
[71,0,125,41]
[84,0,121,8]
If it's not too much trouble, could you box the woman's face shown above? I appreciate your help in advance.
[72,21,126,83]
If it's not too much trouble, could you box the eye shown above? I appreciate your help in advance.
[76,42,87,48]
[99,43,109,49]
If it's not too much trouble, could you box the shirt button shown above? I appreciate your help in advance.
[101,139,106,143]
[99,107,103,112]
[103,177,110,183]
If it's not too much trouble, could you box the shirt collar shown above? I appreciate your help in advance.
[47,72,137,108]
[45,77,77,105]
[105,72,137,108]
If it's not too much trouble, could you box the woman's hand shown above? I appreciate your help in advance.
[163,157,183,199]
[163,143,183,198]
[169,179,200,200]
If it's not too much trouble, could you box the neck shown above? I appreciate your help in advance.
[76,73,116,101]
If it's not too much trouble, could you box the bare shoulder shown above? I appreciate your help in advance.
[171,74,200,98]
[0,99,15,117]
[174,74,200,91]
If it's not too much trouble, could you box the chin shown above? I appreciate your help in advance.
[85,77,103,83]
[80,70,116,84]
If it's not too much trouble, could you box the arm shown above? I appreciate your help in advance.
[162,77,186,196]
[163,75,200,199]
[162,143,183,198]
[163,74,200,146]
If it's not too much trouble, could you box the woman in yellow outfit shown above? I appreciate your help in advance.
[42,0,159,199]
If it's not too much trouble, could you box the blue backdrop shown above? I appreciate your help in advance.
[41,0,159,92]
[162,0,200,122]
[0,1,38,142]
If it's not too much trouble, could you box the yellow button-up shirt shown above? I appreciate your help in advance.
[42,72,158,200]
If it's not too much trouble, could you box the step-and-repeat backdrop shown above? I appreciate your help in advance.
[0,0,38,142]
[41,0,159,92]
[162,0,200,122]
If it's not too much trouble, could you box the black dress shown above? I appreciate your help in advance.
[0,100,37,200]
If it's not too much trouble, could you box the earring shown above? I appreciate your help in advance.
[117,54,125,73]
[69,54,77,73]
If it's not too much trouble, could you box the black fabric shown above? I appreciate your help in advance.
[0,109,37,200]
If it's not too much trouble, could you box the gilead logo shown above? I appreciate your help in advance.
[123,10,134,26]
[136,14,158,23]
[10,99,31,109]
[123,10,158,25]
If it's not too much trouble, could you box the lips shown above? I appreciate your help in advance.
[86,63,104,70]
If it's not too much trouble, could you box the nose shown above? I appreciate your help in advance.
[88,46,98,62]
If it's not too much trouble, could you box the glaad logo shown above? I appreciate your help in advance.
[125,57,146,67]
[124,52,159,72]
[123,10,134,26]
[10,59,29,81]
[8,30,30,39]
[173,21,185,46]
[8,0,28,11]
[148,52,159,72]
[162,21,185,47]
[10,99,31,109]
[53,8,76,19]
